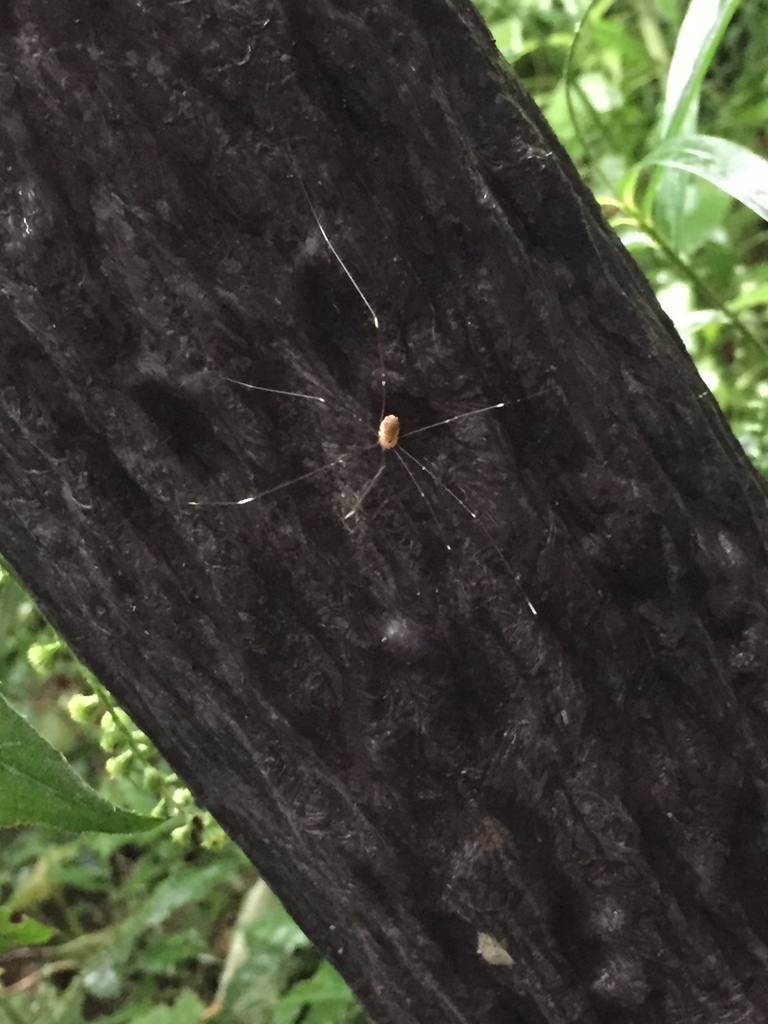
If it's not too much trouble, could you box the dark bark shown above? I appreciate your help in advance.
[2,1,768,1021]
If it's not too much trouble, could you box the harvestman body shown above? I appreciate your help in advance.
[191,193,549,615]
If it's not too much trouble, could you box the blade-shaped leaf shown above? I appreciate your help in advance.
[661,0,741,140]
[652,0,742,243]
[0,905,56,955]
[641,134,768,221]
[0,692,156,833]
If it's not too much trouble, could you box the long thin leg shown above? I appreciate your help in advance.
[397,447,538,616]
[189,455,351,507]
[293,168,380,332]
[401,383,558,443]
[222,377,327,403]
[343,454,386,519]
[393,449,454,551]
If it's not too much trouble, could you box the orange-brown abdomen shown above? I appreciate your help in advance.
[378,414,400,450]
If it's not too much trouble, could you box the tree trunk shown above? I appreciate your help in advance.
[3,1,768,1021]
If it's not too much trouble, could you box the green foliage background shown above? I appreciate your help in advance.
[2,1,768,1020]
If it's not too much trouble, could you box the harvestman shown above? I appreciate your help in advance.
[191,195,550,615]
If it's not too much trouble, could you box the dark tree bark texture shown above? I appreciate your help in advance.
[3,2,768,1021]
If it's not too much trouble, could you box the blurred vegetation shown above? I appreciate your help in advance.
[2,0,768,1020]
[0,569,366,1024]
[479,0,768,471]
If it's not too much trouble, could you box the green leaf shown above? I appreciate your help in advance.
[661,0,742,140]
[273,962,361,1024]
[0,977,86,1024]
[640,134,768,221]
[137,860,237,930]
[130,990,204,1024]
[0,692,157,833]
[652,0,742,243]
[0,904,56,955]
